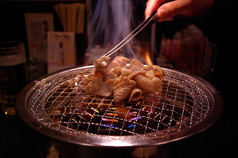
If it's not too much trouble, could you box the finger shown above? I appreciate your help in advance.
[157,1,187,22]
[145,0,167,19]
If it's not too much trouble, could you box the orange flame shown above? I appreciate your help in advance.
[144,51,153,65]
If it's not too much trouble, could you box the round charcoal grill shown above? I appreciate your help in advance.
[16,66,223,147]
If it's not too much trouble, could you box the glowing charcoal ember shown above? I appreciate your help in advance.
[91,107,99,113]
[102,118,118,122]
[115,107,131,118]
[127,117,142,121]
[127,124,136,128]
[106,113,118,116]
[101,124,118,128]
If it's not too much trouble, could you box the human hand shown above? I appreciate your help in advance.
[145,0,214,22]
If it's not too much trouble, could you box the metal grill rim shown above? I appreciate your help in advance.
[16,66,223,147]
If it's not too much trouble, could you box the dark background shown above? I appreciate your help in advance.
[0,0,237,157]
[0,0,87,66]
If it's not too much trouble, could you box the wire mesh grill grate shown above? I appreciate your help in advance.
[28,67,210,136]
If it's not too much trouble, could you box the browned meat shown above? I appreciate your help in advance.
[78,56,164,103]
[129,88,142,102]
[113,77,136,102]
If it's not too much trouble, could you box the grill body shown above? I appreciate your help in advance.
[16,66,223,149]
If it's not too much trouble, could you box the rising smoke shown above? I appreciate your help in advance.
[86,0,137,64]
[85,0,152,65]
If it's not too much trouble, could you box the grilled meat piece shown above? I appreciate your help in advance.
[78,56,164,103]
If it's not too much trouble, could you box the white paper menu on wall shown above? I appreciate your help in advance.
[47,32,76,73]
[25,13,54,62]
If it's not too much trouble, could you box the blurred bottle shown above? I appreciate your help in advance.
[176,24,206,76]
[0,41,28,115]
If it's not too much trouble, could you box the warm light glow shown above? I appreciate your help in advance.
[101,140,132,147]
[144,51,153,65]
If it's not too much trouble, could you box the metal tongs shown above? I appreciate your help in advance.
[101,11,159,57]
